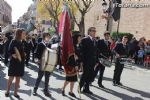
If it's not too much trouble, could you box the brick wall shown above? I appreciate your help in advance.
[77,0,150,40]
[112,6,150,40]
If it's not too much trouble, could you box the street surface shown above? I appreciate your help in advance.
[0,61,150,100]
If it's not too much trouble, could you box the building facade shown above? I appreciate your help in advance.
[17,2,36,30]
[77,0,150,40]
[0,0,12,26]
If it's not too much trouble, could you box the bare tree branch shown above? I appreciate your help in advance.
[43,0,62,34]
[86,1,95,13]
[74,0,83,13]
[69,2,79,27]
[71,0,94,35]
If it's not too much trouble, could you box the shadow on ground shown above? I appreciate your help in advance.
[92,84,149,100]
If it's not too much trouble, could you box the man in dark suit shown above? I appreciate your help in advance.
[93,32,111,88]
[23,36,33,66]
[30,34,37,62]
[79,27,97,94]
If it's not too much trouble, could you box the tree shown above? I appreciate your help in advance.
[44,0,78,34]
[69,0,94,36]
[111,32,133,41]
[42,0,94,36]
[44,0,62,34]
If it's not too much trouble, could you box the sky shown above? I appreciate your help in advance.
[5,0,33,23]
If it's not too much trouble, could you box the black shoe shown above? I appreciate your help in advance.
[82,89,93,94]
[5,92,9,97]
[4,62,8,66]
[58,68,64,72]
[14,94,20,98]
[117,82,123,86]
[69,92,76,98]
[113,81,117,86]
[44,91,51,97]
[62,90,66,96]
[26,63,29,66]
[33,89,37,96]
[113,83,117,86]
[98,84,105,88]
[89,82,93,86]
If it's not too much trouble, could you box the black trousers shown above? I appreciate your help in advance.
[32,49,35,62]
[57,46,62,68]
[79,64,94,91]
[93,63,105,85]
[113,59,124,83]
[80,73,90,91]
[34,70,51,91]
[4,53,9,65]
[25,52,30,65]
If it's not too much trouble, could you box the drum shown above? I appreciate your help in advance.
[51,43,59,50]
[99,58,112,67]
[119,58,133,67]
[41,48,58,72]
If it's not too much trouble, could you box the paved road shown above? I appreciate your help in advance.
[0,61,150,100]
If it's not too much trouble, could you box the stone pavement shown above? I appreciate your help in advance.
[0,61,150,100]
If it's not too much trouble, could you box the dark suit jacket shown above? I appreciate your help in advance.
[80,36,97,82]
[30,38,37,51]
[97,39,111,58]
[34,41,51,60]
[23,40,32,54]
[114,42,128,57]
[80,36,97,67]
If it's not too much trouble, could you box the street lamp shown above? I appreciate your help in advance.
[102,0,112,31]
[102,0,107,13]
[0,26,1,32]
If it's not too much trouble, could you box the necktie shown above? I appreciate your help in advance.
[105,40,108,46]
[93,38,96,46]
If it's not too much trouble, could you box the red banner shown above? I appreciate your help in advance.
[61,11,75,66]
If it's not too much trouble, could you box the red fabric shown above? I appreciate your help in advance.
[144,55,150,62]
[61,11,75,66]
[110,42,116,50]
[64,65,76,75]
[59,11,65,34]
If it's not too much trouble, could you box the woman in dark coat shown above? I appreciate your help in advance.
[73,33,82,71]
[62,32,81,98]
[5,29,26,98]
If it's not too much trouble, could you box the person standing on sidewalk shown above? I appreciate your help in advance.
[5,29,26,98]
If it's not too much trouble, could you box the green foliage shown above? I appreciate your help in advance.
[48,26,56,36]
[72,30,80,34]
[111,32,134,41]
